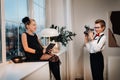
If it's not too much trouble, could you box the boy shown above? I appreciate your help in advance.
[84,19,106,80]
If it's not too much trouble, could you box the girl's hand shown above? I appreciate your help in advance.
[47,49,52,54]
[43,47,46,54]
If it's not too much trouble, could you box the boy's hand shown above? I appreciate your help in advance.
[84,35,89,43]
[88,31,94,40]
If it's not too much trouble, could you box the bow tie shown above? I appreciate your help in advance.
[96,33,100,36]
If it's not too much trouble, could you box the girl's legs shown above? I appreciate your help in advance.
[49,61,61,80]
[40,54,61,80]
[40,54,52,60]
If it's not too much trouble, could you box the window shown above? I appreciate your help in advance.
[3,0,46,61]
[0,0,2,63]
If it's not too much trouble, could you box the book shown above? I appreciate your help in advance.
[46,43,55,54]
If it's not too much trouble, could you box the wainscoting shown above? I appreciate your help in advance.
[108,56,120,80]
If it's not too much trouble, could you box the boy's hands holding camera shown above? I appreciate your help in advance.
[84,25,94,44]
[88,31,94,40]
[84,31,94,43]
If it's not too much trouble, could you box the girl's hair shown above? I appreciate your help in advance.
[22,17,35,26]
[95,19,106,27]
[22,17,30,25]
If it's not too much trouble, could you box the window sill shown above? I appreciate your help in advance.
[0,46,66,80]
[0,62,49,80]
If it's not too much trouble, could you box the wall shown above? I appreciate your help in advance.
[72,0,120,79]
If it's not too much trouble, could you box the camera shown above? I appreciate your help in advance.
[84,25,94,35]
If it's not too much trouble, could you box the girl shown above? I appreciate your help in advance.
[21,17,61,80]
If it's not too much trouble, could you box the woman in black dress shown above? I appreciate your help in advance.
[21,17,61,80]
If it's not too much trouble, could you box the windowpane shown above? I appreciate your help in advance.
[33,0,39,4]
[5,0,18,21]
[39,7,45,26]
[39,0,45,7]
[33,0,46,31]
[5,0,28,60]
[33,0,45,7]
[34,4,40,25]
[18,0,28,22]
[6,22,18,59]
[33,0,46,45]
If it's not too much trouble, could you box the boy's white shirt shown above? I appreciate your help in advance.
[86,32,106,53]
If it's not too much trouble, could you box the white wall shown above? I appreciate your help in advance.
[72,0,120,79]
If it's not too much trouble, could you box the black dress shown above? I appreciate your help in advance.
[23,32,43,62]
[22,32,61,80]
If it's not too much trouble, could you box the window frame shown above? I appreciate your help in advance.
[1,0,6,63]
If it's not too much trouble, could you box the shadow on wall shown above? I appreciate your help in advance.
[108,28,119,47]
[109,11,120,47]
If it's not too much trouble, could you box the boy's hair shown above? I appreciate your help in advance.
[95,19,106,28]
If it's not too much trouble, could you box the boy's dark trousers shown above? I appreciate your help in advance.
[90,51,104,80]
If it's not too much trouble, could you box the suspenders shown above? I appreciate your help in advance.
[94,34,104,44]
[97,34,104,44]
[93,34,105,50]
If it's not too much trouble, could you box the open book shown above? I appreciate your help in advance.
[46,43,55,54]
